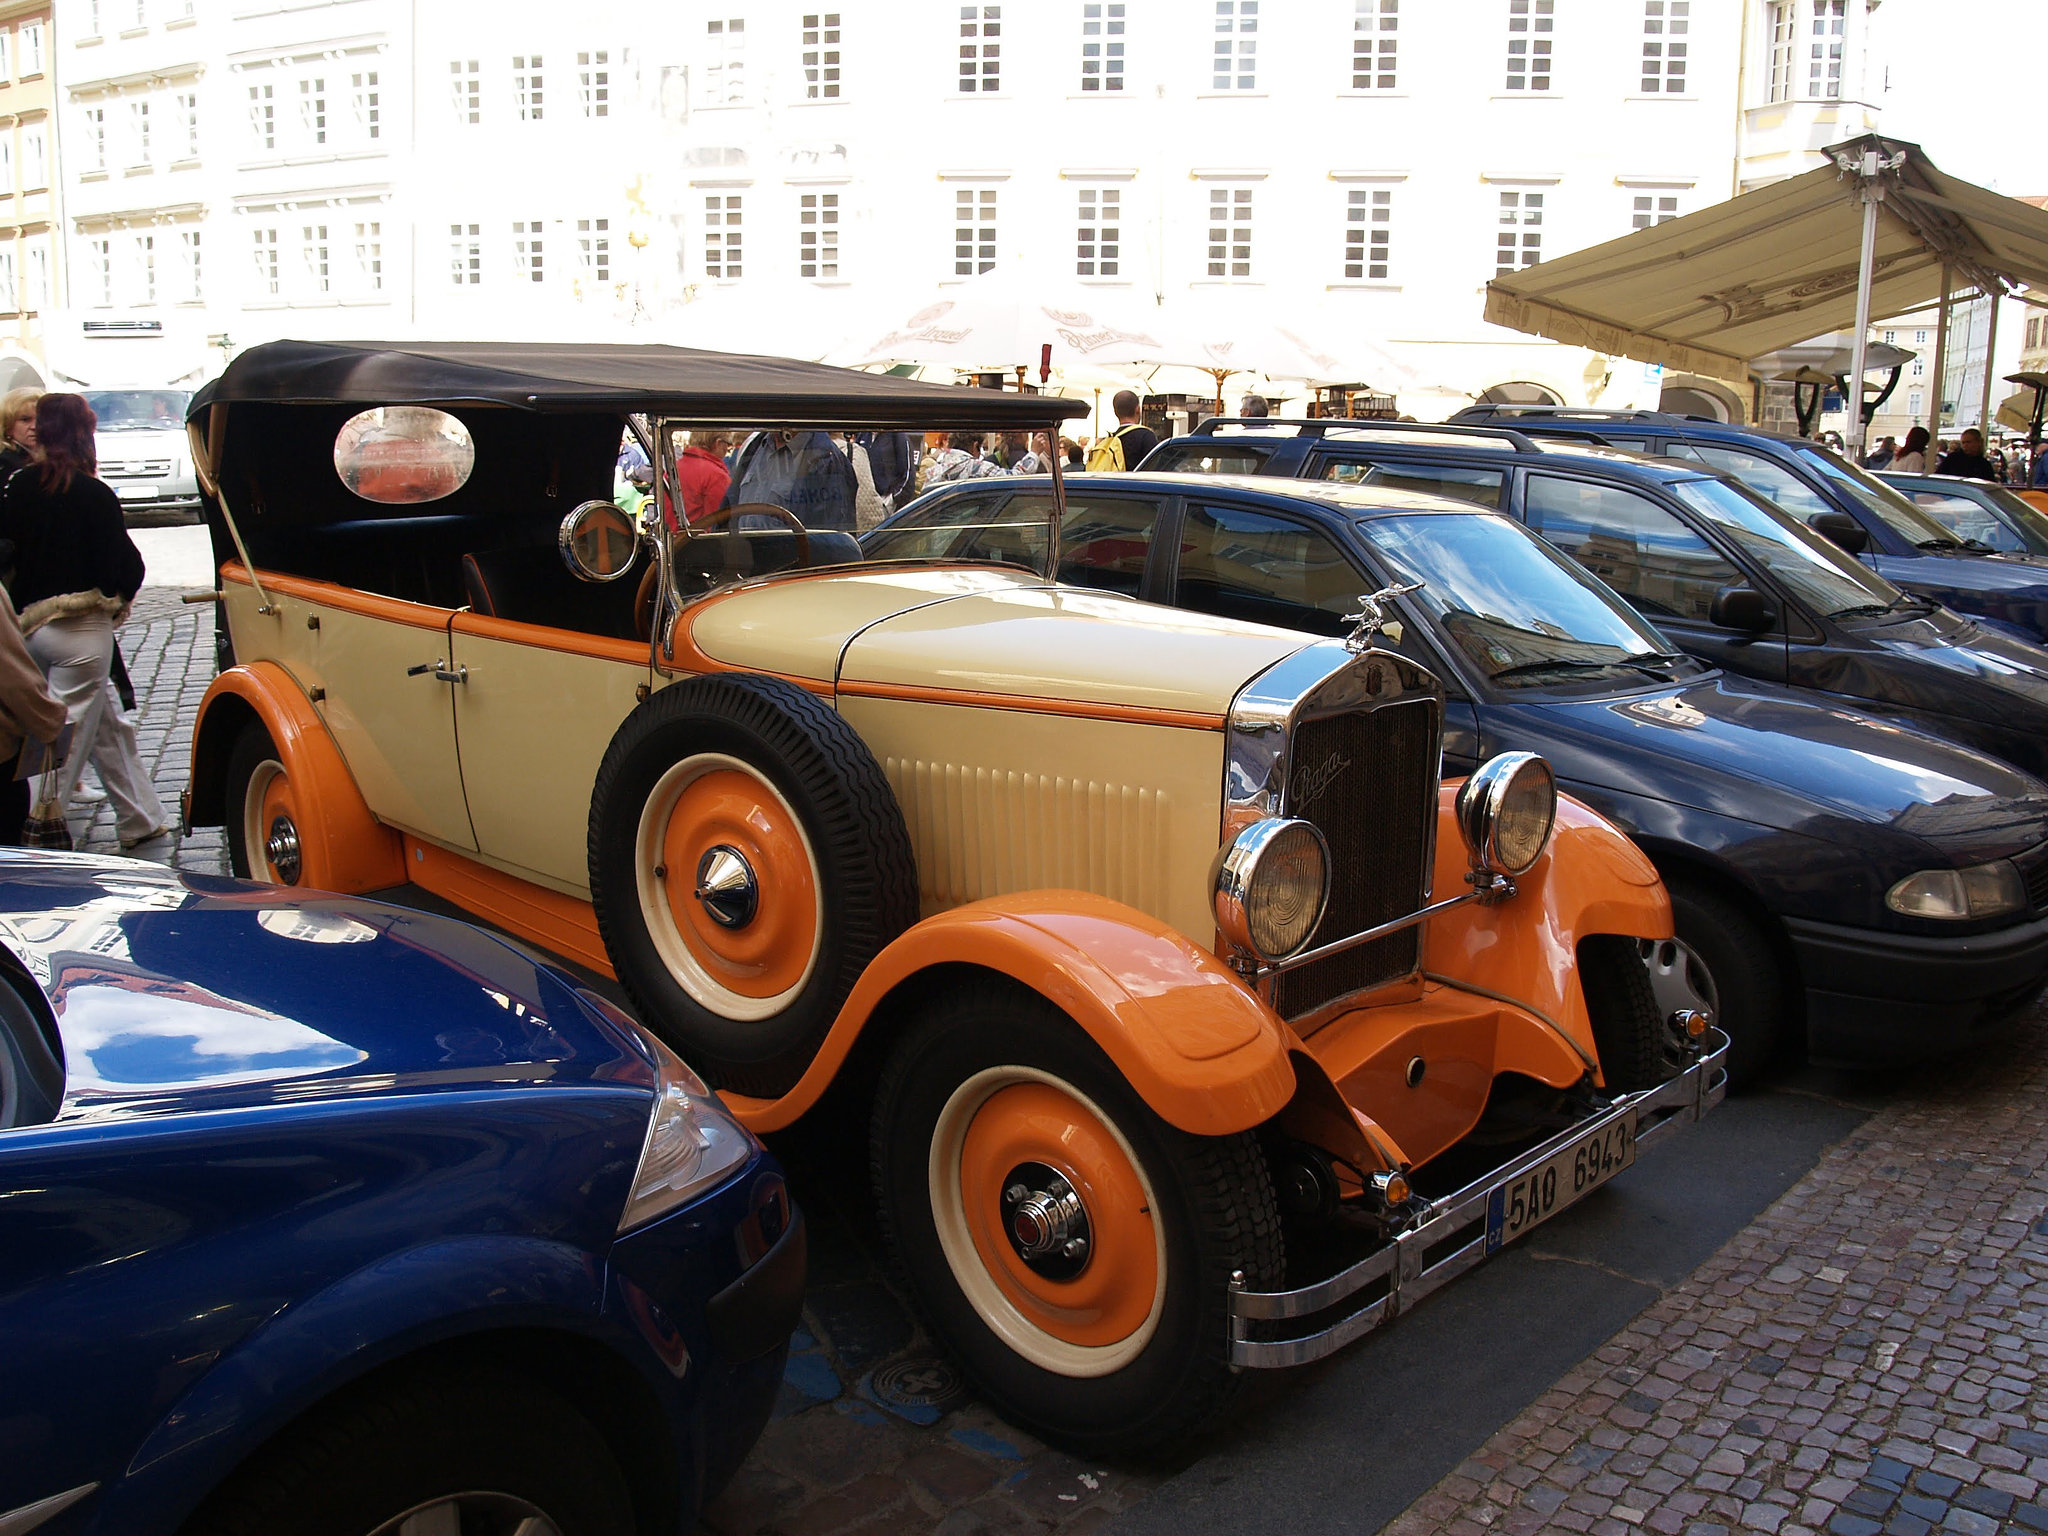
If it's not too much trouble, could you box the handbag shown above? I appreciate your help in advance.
[21,763,71,850]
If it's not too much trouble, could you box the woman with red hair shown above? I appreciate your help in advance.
[0,393,168,848]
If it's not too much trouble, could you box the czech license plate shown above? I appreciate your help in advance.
[1484,1111,1636,1254]
[115,482,158,500]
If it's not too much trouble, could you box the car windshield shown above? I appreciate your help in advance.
[1788,443,1960,547]
[1670,477,1908,620]
[1359,511,1692,692]
[83,389,191,430]
[1143,442,1274,475]
[1901,481,2048,558]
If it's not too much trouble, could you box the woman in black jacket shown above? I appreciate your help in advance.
[0,393,169,848]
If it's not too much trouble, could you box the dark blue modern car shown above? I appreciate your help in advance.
[868,475,2048,1085]
[1446,406,2048,643]
[0,852,802,1536]
[1143,419,2048,781]
[1881,470,2048,558]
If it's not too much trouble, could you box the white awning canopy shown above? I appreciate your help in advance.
[1482,134,2048,384]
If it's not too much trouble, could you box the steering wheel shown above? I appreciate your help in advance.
[687,502,812,568]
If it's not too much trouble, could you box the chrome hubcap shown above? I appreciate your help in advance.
[1639,937,1716,1047]
[265,814,302,885]
[1001,1162,1092,1280]
[693,844,758,929]
[367,1491,562,1536]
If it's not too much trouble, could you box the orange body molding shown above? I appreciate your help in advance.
[192,663,406,893]
[723,891,1298,1138]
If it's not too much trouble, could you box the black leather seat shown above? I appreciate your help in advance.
[461,547,644,638]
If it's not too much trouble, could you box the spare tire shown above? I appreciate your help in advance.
[589,673,919,1096]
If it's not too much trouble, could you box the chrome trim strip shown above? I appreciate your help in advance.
[0,1484,99,1536]
[1226,1031,1728,1368]
[1259,887,1482,978]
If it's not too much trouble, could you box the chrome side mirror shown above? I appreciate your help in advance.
[559,499,642,583]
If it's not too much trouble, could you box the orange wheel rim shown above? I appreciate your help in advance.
[950,1077,1160,1355]
[243,758,301,884]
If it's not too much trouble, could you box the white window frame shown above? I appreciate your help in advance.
[514,54,544,121]
[0,138,13,196]
[1495,188,1545,275]
[1075,185,1120,278]
[704,194,743,279]
[705,19,746,106]
[132,233,155,305]
[802,14,841,99]
[20,21,42,76]
[1081,3,1124,93]
[248,80,275,151]
[351,71,380,141]
[252,225,279,297]
[1344,186,1392,281]
[1639,0,1687,93]
[0,249,17,314]
[1629,190,1680,229]
[83,104,107,172]
[299,75,326,146]
[1204,185,1255,280]
[353,220,382,294]
[1808,0,1845,99]
[302,222,329,294]
[179,228,201,302]
[1766,1,1795,101]
[25,240,47,311]
[450,223,482,286]
[1504,0,1553,93]
[951,184,997,275]
[1351,0,1397,92]
[175,90,199,158]
[451,60,480,125]
[512,218,544,282]
[21,125,43,189]
[1211,0,1257,92]
[577,51,608,117]
[798,190,839,278]
[958,6,1001,93]
[129,98,150,165]
[577,217,611,284]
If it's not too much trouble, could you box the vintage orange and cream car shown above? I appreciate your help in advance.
[181,341,1726,1452]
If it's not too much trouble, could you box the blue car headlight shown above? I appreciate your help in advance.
[619,1032,755,1234]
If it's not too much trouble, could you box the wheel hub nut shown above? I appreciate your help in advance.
[265,814,302,885]
[999,1162,1092,1281]
[693,845,758,929]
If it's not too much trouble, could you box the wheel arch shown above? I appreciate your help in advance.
[1636,842,1805,1022]
[191,663,404,892]
[723,894,1298,1140]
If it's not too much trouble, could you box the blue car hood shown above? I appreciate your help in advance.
[0,853,654,1121]
[1491,674,2048,860]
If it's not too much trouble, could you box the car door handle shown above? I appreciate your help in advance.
[406,661,468,684]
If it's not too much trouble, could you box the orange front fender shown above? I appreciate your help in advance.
[191,663,406,893]
[1423,784,1671,1081]
[723,891,1297,1138]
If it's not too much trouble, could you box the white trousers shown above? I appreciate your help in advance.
[27,611,167,844]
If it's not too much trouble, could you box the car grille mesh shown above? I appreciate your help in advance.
[105,459,174,479]
[2019,841,2048,912]
[1272,699,1437,1020]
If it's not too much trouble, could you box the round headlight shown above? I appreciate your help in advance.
[1456,752,1557,878]
[1214,817,1331,961]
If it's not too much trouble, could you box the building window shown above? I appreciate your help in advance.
[21,21,41,75]
[252,226,278,297]
[88,237,112,306]
[803,14,841,98]
[512,219,544,282]
[1640,1,1686,92]
[514,54,544,120]
[352,72,380,140]
[84,105,107,171]
[450,222,481,285]
[176,91,199,157]
[0,28,12,77]
[1497,190,1543,275]
[127,100,150,163]
[451,60,480,124]
[248,82,275,150]
[578,217,610,282]
[1207,186,1253,278]
[798,192,839,278]
[953,186,996,274]
[1081,3,1125,92]
[1505,0,1553,91]
[1352,0,1397,90]
[1911,356,1925,377]
[180,229,201,301]
[1212,0,1257,90]
[0,250,18,313]
[299,77,326,145]
[0,139,12,195]
[133,234,156,304]
[1345,187,1391,279]
[21,126,43,188]
[704,194,742,278]
[1766,1,1794,101]
[1907,389,1923,417]
[26,241,46,310]
[578,51,609,116]
[1631,192,1678,229]
[302,223,329,294]
[354,221,381,292]
[1809,0,1845,97]
[1914,328,1928,345]
[1882,328,1896,343]
[959,6,1000,92]
[1076,187,1119,276]
[706,19,745,105]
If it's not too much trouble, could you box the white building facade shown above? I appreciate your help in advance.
[45,0,1888,417]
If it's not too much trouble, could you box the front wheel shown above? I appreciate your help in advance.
[871,982,1282,1455]
[1662,873,1785,1089]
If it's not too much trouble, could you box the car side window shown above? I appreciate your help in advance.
[1316,458,1505,509]
[1003,493,1163,596]
[1523,474,1741,623]
[861,489,1019,562]
[1682,444,1834,521]
[1174,502,1362,636]
[1907,491,2023,552]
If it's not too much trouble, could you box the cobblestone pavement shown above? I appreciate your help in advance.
[88,577,2048,1536]
[1381,1010,2048,1536]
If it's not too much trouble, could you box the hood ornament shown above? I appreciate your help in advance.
[1343,582,1422,653]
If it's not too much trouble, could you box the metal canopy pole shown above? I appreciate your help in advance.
[1979,289,2001,437]
[1844,148,1883,460]
[1929,264,1953,450]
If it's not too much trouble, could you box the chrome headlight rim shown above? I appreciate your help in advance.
[1214,816,1332,963]
[1885,859,2027,922]
[1456,751,1557,879]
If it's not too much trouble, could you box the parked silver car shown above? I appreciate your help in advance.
[85,388,201,523]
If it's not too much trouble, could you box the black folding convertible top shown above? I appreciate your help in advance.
[189,339,1088,429]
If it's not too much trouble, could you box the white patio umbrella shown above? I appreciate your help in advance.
[841,271,1171,376]
[1139,307,1421,413]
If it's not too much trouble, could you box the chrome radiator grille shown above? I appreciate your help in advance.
[1271,698,1438,1020]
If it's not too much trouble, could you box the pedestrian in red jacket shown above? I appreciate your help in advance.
[674,431,733,528]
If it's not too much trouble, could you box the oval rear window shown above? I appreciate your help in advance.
[334,406,475,504]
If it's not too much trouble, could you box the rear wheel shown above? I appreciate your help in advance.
[871,982,1281,1454]
[184,1370,634,1536]
[224,720,303,885]
[1662,874,1785,1089]
[1578,934,1688,1092]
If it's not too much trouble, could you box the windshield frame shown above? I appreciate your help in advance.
[1786,441,1959,547]
[1895,477,2048,558]
[82,389,193,430]
[1669,474,1906,622]
[1352,508,1706,701]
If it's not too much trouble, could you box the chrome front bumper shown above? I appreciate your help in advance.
[1227,1030,1729,1369]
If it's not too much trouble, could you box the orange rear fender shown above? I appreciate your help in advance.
[191,664,405,893]
[1423,784,1671,1078]
[722,891,1297,1138]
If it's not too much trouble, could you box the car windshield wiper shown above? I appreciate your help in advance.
[1916,536,1964,551]
[1489,655,1678,683]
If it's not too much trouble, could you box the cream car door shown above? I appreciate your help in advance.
[446,613,651,895]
